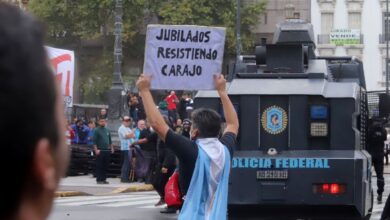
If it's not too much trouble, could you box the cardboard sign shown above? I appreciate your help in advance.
[46,46,75,107]
[143,25,226,90]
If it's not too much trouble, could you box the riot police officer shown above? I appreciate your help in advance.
[367,118,388,202]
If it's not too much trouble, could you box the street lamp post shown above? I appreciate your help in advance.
[387,0,389,94]
[108,0,124,120]
[236,0,242,60]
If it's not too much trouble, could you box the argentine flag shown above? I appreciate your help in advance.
[179,138,231,220]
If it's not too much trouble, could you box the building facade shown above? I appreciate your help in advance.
[311,0,387,91]
[1,0,29,10]
[245,0,311,44]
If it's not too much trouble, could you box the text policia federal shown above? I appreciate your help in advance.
[155,28,220,77]
[232,157,331,169]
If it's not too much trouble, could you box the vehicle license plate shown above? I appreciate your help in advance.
[257,170,288,180]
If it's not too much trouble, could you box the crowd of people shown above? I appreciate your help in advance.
[118,91,196,214]
[11,2,390,220]
[64,91,197,214]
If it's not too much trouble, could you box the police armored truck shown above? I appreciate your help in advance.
[194,21,373,219]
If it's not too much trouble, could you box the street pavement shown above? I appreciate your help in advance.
[49,166,390,220]
[49,191,178,220]
[57,175,152,195]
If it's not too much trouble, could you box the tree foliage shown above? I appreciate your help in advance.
[157,0,266,54]
[28,0,266,103]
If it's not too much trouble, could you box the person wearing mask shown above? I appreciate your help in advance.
[93,118,114,184]
[0,3,70,219]
[118,116,135,183]
[137,74,239,219]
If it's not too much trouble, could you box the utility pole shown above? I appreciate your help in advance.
[108,0,124,120]
[386,0,389,94]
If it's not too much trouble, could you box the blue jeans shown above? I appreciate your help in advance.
[121,150,130,182]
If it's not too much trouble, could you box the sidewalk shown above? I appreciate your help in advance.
[56,175,154,197]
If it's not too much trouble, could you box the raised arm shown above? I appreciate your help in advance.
[136,74,170,141]
[215,74,239,135]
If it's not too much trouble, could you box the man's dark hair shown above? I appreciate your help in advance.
[191,108,222,138]
[0,3,59,219]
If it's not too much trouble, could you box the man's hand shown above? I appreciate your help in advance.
[111,146,115,154]
[95,149,101,156]
[126,133,134,139]
[137,74,170,141]
[214,74,226,92]
[136,74,152,92]
[161,167,168,174]
[216,73,239,136]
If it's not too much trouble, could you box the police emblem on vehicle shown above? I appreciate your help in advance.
[261,106,288,134]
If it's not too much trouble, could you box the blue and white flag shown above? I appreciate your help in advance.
[179,138,231,220]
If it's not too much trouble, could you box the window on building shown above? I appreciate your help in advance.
[383,12,390,41]
[321,13,334,34]
[261,38,267,45]
[260,13,267,25]
[348,12,361,29]
[383,57,389,78]
[293,12,300,19]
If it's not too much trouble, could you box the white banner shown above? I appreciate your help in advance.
[330,29,361,45]
[46,46,75,107]
[143,25,226,90]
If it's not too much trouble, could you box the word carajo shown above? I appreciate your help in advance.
[156,29,211,43]
[161,64,202,76]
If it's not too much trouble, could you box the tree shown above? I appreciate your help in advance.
[28,0,266,103]
[156,0,266,54]
[29,0,149,103]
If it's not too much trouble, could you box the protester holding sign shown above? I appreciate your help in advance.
[136,73,238,220]
[143,25,226,90]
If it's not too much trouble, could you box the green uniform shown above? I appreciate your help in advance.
[93,126,112,150]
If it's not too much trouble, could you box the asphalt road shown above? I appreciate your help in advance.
[49,175,390,220]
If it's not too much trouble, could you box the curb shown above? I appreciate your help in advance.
[110,184,154,194]
[55,191,89,197]
[55,184,154,197]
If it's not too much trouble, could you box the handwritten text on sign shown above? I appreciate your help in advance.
[143,25,226,90]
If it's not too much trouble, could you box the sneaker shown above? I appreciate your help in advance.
[96,181,105,184]
[160,207,177,214]
[120,180,131,183]
[154,198,165,207]
[378,193,383,202]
